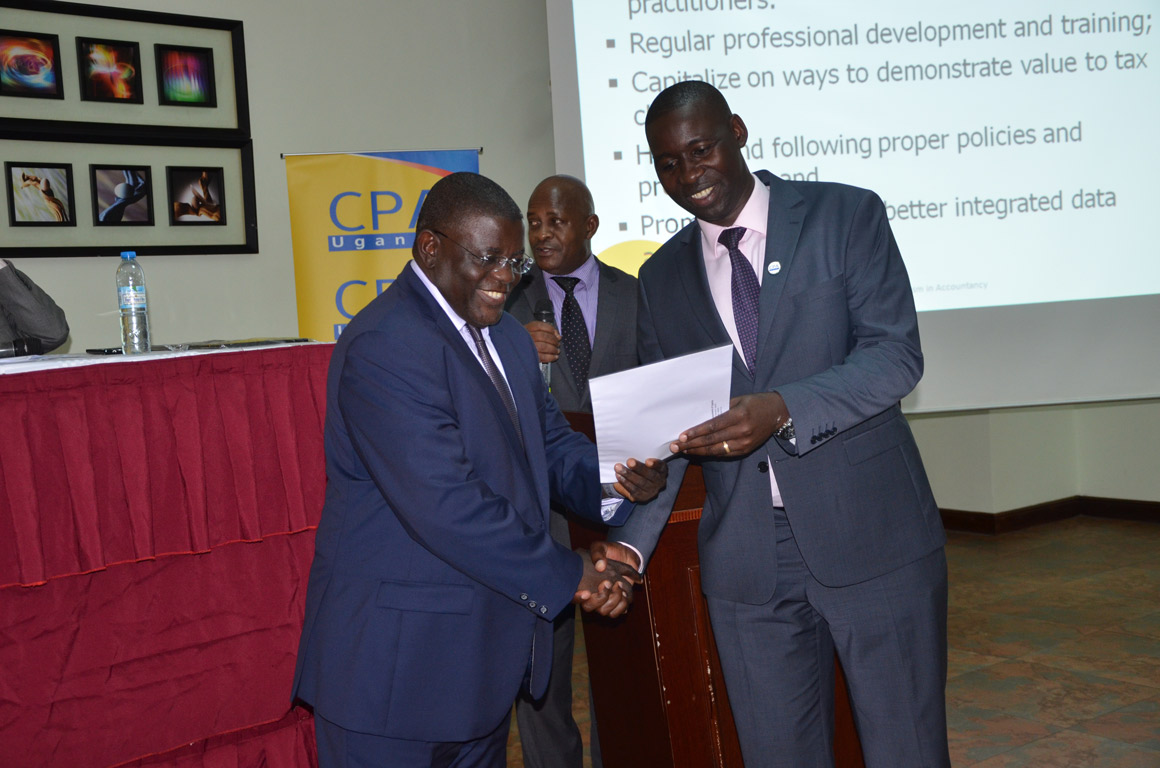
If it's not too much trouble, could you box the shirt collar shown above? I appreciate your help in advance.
[545,253,598,287]
[410,260,485,339]
[697,173,770,253]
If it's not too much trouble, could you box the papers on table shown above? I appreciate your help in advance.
[590,344,733,483]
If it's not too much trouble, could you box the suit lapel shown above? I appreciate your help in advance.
[490,322,540,482]
[520,266,552,318]
[589,262,621,377]
[674,226,751,380]
[755,171,804,377]
[585,260,632,409]
[404,267,532,465]
[675,227,735,344]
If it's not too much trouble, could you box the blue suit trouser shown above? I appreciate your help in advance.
[314,710,511,768]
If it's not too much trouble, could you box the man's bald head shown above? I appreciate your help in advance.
[526,174,600,276]
[529,175,595,219]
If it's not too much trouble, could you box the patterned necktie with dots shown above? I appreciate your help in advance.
[719,226,759,374]
[466,324,523,447]
[551,276,592,394]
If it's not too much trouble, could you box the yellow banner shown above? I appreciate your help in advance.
[285,150,479,341]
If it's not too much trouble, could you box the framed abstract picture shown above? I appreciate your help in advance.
[1,139,255,256]
[0,29,64,99]
[90,165,153,226]
[155,44,216,108]
[5,161,76,226]
[166,166,226,225]
[0,0,249,138]
[75,37,143,104]
[0,1,253,255]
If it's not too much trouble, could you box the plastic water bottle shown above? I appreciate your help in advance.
[116,251,150,354]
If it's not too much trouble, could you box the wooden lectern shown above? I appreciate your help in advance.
[566,413,866,768]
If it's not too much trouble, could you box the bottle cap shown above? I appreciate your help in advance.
[121,251,136,259]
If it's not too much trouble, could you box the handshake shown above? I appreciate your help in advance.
[568,455,667,618]
[572,541,643,619]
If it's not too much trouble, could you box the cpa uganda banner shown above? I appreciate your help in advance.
[285,149,480,341]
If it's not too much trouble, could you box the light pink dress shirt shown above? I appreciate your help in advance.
[695,175,784,507]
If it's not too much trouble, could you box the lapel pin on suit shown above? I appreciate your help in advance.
[768,261,782,275]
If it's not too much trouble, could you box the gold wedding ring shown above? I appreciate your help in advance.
[722,441,730,454]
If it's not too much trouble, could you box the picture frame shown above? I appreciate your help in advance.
[0,0,249,141]
[5,161,76,226]
[0,1,255,255]
[75,36,143,104]
[90,164,153,226]
[167,166,226,226]
[0,28,64,100]
[154,44,216,108]
[0,138,256,256]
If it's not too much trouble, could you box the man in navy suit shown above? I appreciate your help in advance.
[506,175,638,768]
[291,172,665,768]
[595,82,950,767]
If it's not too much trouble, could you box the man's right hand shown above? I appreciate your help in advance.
[574,548,640,618]
[590,540,643,574]
[524,321,561,364]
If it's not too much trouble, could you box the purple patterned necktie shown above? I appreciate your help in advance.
[551,276,592,393]
[466,325,523,447]
[720,226,759,374]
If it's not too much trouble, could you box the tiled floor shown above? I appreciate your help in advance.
[509,516,1160,766]
[944,517,1160,767]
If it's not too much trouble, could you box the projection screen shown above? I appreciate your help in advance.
[546,0,1160,412]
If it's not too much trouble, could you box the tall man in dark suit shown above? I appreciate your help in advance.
[506,175,638,768]
[595,83,950,767]
[291,172,665,768]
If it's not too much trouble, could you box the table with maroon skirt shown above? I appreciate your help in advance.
[0,345,331,768]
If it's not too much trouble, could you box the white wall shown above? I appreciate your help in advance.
[1074,399,1160,502]
[16,0,556,353]
[11,1,1158,513]
[910,399,1160,513]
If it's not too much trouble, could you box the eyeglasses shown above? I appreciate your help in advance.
[431,229,532,275]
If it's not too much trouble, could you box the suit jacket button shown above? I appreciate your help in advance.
[529,601,537,608]
[758,461,769,473]
[520,593,528,601]
[810,435,818,444]
[540,606,548,614]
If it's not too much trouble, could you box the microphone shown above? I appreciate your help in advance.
[0,337,43,359]
[533,300,556,390]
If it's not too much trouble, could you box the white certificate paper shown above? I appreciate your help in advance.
[590,344,734,483]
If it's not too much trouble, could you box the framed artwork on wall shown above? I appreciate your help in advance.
[0,29,64,100]
[155,44,216,108]
[167,166,226,225]
[0,0,254,255]
[75,37,143,104]
[1,138,255,256]
[5,161,76,226]
[90,164,152,226]
[0,0,249,140]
